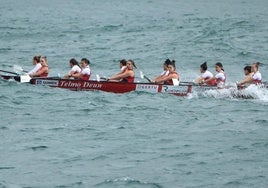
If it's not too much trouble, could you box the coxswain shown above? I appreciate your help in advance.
[153,59,170,81]
[195,62,216,86]
[29,56,49,77]
[108,59,135,83]
[153,59,179,85]
[204,62,226,88]
[63,58,81,79]
[71,58,91,81]
[28,55,42,75]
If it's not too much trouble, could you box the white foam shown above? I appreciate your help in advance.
[197,83,268,101]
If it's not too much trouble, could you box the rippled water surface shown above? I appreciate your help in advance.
[0,0,268,187]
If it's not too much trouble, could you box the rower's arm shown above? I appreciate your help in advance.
[153,75,161,81]
[154,75,170,83]
[238,76,253,85]
[71,72,82,79]
[204,77,215,84]
[30,67,48,77]
[28,64,42,75]
[195,77,204,84]
[112,69,125,77]
[109,71,133,81]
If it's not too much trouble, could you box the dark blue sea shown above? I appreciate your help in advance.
[0,0,268,187]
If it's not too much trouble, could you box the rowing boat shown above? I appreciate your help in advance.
[2,74,268,98]
[29,77,192,96]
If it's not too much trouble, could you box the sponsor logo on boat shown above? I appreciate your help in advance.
[59,80,102,89]
[60,80,82,88]
[136,84,159,93]
[162,85,188,93]
[36,79,59,86]
[82,82,102,89]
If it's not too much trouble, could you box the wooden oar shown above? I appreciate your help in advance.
[132,63,152,83]
[0,69,19,75]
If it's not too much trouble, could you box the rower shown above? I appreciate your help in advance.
[251,62,262,84]
[63,58,81,79]
[28,55,42,75]
[29,56,49,77]
[111,59,127,77]
[204,62,226,88]
[152,59,170,82]
[237,62,262,87]
[71,58,91,81]
[153,59,179,85]
[107,59,135,83]
[195,62,216,86]
[237,66,254,87]
[119,59,127,71]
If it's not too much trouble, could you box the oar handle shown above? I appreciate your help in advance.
[179,82,195,86]
[144,75,152,83]
[100,77,108,81]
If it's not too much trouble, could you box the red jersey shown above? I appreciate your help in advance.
[121,69,135,83]
[164,72,179,85]
[80,74,90,81]
[38,67,48,77]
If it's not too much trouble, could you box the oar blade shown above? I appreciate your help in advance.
[139,71,144,79]
[96,74,100,82]
[13,65,24,74]
[20,75,31,83]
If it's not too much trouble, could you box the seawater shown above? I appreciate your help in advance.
[0,0,268,187]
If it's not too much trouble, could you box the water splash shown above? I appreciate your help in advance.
[196,84,268,102]
[236,84,268,102]
[96,177,163,188]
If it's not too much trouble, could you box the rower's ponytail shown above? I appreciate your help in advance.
[70,58,80,67]
[81,58,90,65]
[120,59,127,66]
[33,55,42,63]
[200,62,207,71]
[215,62,224,71]
[255,62,260,68]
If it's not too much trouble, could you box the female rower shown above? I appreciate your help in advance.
[28,55,42,75]
[237,65,254,87]
[195,62,216,86]
[119,59,127,71]
[108,59,135,83]
[204,62,226,88]
[29,56,49,77]
[111,59,127,77]
[63,58,81,79]
[237,62,262,86]
[71,58,91,81]
[251,62,262,84]
[153,59,170,81]
[153,59,179,85]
